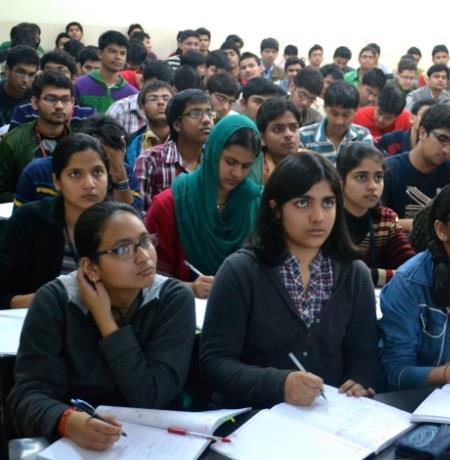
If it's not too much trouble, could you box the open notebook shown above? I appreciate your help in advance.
[212,385,414,460]
[37,406,250,460]
[411,384,450,424]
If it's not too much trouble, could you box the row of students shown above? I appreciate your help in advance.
[8,151,450,452]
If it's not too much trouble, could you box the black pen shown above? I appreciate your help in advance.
[288,352,327,400]
[70,398,127,436]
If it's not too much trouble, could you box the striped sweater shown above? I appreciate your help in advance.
[345,206,415,286]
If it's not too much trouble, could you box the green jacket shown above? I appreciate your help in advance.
[0,120,69,202]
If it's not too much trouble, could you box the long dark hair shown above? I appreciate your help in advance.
[427,186,450,309]
[247,152,359,265]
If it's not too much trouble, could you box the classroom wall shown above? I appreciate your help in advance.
[0,0,448,71]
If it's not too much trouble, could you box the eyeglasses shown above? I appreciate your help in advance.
[212,93,236,105]
[145,95,172,104]
[431,130,450,148]
[294,89,316,104]
[42,95,73,105]
[13,69,37,80]
[181,109,216,120]
[91,234,158,260]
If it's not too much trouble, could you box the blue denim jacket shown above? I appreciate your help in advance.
[379,251,450,390]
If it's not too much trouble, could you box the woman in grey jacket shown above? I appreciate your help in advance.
[9,202,195,451]
[200,152,378,409]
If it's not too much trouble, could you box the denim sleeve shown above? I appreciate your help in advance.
[378,274,433,390]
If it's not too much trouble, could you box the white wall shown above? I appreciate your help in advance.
[1,0,448,70]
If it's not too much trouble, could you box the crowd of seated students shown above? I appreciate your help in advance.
[0,20,450,453]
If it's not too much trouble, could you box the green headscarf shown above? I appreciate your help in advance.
[172,114,262,276]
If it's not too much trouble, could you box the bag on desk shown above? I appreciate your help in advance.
[396,423,450,459]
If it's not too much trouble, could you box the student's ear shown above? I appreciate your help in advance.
[31,96,39,111]
[79,257,101,283]
[52,173,61,193]
[409,113,416,126]
[173,118,182,134]
[434,220,449,243]
[418,126,427,142]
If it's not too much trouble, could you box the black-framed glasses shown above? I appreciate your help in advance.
[431,130,450,148]
[91,234,158,260]
[181,109,216,120]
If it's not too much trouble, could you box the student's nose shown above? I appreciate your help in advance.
[309,203,324,223]
[83,174,96,188]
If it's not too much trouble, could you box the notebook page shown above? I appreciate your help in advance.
[271,385,413,453]
[211,410,371,460]
[37,420,209,460]
[411,388,450,423]
[97,406,250,434]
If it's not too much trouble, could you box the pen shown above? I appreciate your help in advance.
[184,260,204,277]
[288,352,327,401]
[70,398,127,437]
[168,426,231,443]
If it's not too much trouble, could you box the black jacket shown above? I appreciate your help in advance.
[0,195,65,307]
[200,249,379,408]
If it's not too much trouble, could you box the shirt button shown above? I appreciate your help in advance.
[302,351,308,357]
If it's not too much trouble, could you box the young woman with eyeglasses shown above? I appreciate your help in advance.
[9,201,195,451]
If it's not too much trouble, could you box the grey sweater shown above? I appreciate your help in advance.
[200,249,379,408]
[9,272,195,440]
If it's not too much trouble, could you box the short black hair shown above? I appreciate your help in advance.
[260,37,279,52]
[324,81,359,109]
[10,22,40,41]
[41,50,78,76]
[196,27,211,39]
[63,39,85,61]
[166,89,210,141]
[65,21,83,34]
[143,59,174,84]
[5,45,39,69]
[126,41,147,67]
[256,97,301,133]
[220,40,240,57]
[206,73,240,98]
[240,52,261,66]
[377,86,405,116]
[173,65,202,92]
[358,46,376,58]
[10,26,39,49]
[31,69,73,98]
[283,45,298,56]
[98,30,128,50]
[432,44,449,57]
[55,32,70,48]
[242,77,286,101]
[129,31,151,43]
[206,50,230,71]
[361,68,386,90]
[127,23,143,37]
[180,51,206,68]
[284,57,305,73]
[333,46,352,60]
[79,46,99,67]
[293,67,324,96]
[225,34,244,49]
[367,43,381,55]
[78,114,127,149]
[407,46,421,57]
[320,63,344,81]
[419,104,450,133]
[427,64,449,79]
[397,57,417,73]
[410,98,436,116]
[308,44,323,57]
[179,29,200,43]
[246,152,359,265]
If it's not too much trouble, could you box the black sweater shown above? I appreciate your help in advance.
[0,196,65,307]
[8,272,195,440]
[200,249,378,409]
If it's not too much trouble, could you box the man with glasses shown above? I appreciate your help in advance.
[289,67,323,126]
[0,45,39,128]
[388,57,418,97]
[0,70,73,202]
[206,73,240,121]
[135,89,213,213]
[382,104,450,232]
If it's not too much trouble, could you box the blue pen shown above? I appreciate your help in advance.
[70,398,127,437]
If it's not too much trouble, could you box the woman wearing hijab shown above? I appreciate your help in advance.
[145,114,262,297]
